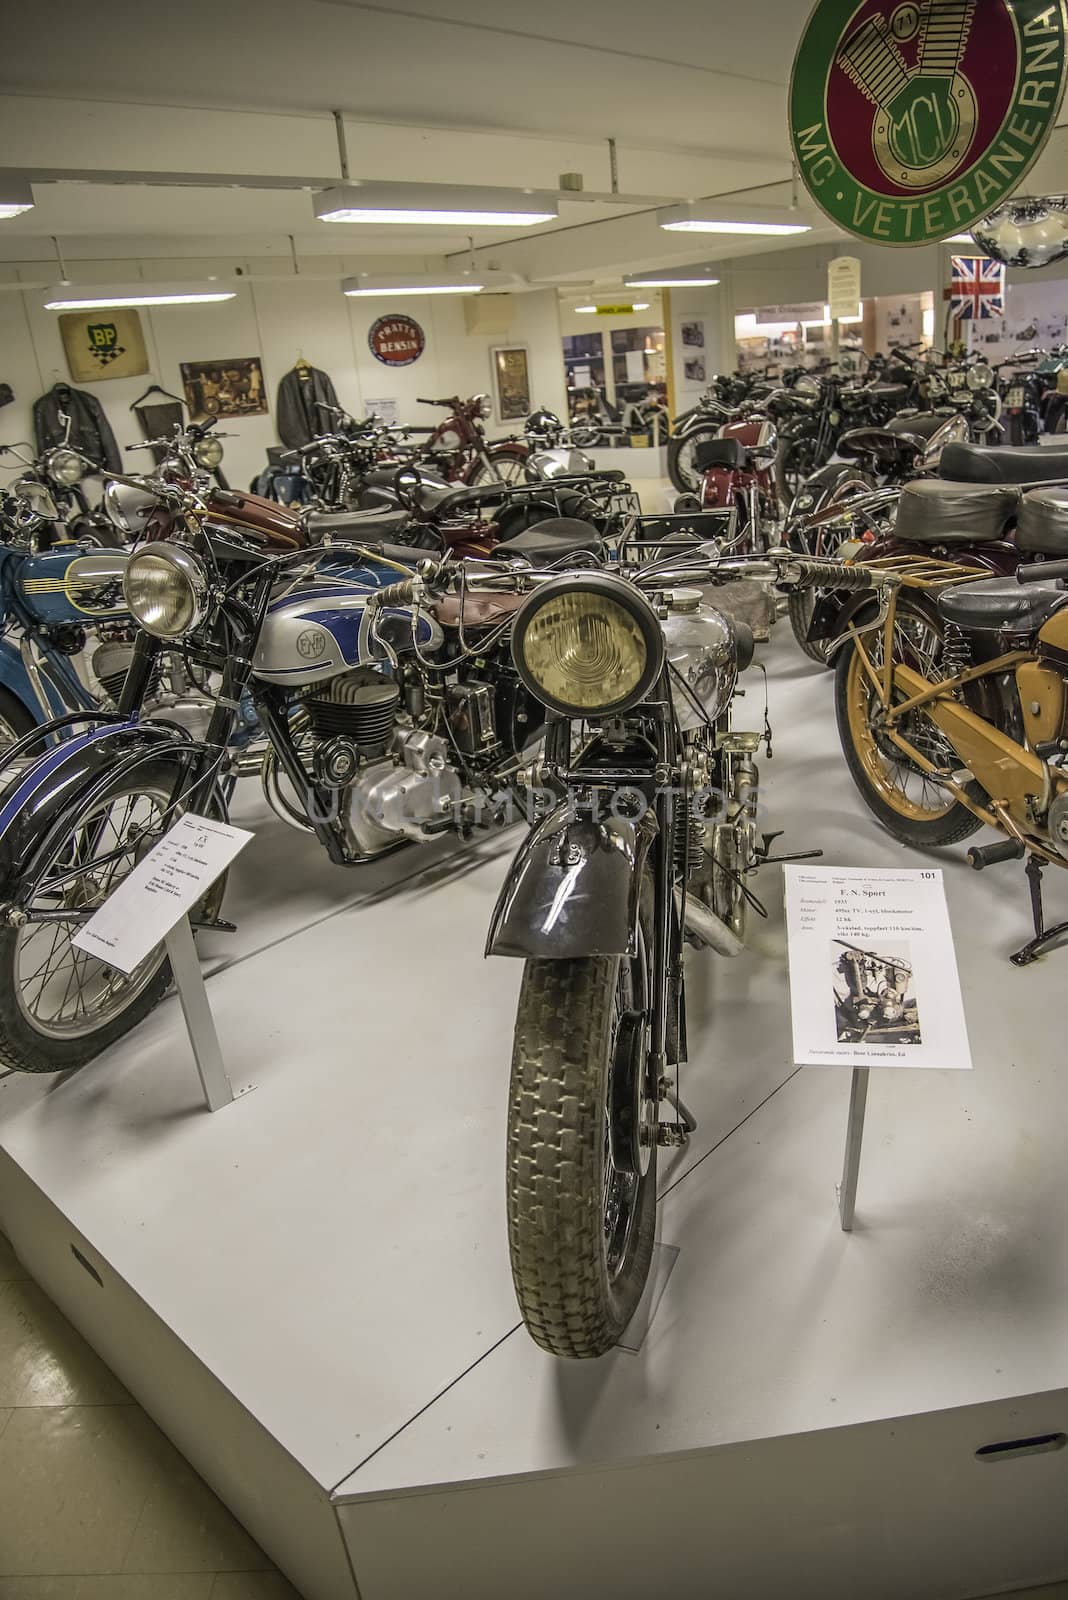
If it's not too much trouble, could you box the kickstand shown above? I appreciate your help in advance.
[1010,855,1068,966]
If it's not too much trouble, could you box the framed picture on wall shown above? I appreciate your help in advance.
[180,357,267,419]
[490,345,531,421]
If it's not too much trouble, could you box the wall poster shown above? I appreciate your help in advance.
[368,315,425,366]
[491,345,531,420]
[180,358,267,419]
[59,310,149,383]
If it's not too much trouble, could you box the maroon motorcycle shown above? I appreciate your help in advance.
[412,394,529,485]
[674,416,780,553]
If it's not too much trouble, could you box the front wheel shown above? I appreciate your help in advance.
[506,930,657,1358]
[0,762,221,1073]
[469,448,528,486]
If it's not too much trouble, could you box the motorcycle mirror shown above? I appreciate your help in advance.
[969,194,1068,268]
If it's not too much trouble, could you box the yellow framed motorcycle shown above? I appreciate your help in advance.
[833,484,1068,965]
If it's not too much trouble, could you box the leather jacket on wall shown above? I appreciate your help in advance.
[32,383,122,473]
[276,364,340,449]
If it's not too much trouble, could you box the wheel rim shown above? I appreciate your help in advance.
[673,430,716,493]
[844,613,960,822]
[14,782,173,1040]
[0,710,27,757]
[479,455,526,485]
[603,926,651,1281]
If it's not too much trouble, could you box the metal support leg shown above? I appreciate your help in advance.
[164,915,233,1112]
[838,1067,869,1232]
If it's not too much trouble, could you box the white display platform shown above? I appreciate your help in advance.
[3,632,1068,1600]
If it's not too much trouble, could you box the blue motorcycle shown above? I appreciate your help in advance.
[0,482,131,749]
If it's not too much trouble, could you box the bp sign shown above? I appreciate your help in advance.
[790,1,1067,245]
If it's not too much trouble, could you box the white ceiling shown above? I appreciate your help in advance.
[0,0,1063,283]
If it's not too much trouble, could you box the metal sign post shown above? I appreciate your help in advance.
[837,1066,869,1232]
[163,915,234,1113]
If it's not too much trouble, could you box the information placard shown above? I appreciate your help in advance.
[73,814,252,975]
[784,865,971,1070]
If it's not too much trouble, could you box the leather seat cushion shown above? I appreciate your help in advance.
[887,410,952,441]
[940,440,1068,485]
[939,576,1068,634]
[305,506,412,540]
[693,437,747,472]
[894,478,1020,544]
[501,516,604,566]
[1018,485,1068,555]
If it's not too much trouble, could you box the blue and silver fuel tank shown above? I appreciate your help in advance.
[14,547,129,626]
[252,557,443,688]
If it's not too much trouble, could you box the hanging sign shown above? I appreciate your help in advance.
[947,254,1005,319]
[595,304,635,315]
[828,254,862,320]
[755,302,825,325]
[368,314,425,366]
[790,1,1068,246]
[59,310,149,383]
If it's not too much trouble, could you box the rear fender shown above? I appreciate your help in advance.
[0,720,196,893]
[486,804,658,959]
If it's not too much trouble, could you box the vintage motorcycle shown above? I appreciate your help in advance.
[412,394,528,485]
[0,470,586,1073]
[403,545,842,1357]
[832,483,1068,966]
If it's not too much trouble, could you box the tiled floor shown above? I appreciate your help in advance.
[0,1230,301,1600]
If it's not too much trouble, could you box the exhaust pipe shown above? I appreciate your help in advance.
[675,888,743,957]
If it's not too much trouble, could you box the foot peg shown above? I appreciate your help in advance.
[968,839,1025,870]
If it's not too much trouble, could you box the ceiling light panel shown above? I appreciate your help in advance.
[316,183,557,227]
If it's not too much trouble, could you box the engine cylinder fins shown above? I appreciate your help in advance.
[673,799,704,878]
[91,642,161,707]
[304,673,401,758]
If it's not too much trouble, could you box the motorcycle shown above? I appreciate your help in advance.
[831,486,1068,965]
[674,416,781,555]
[444,543,831,1357]
[412,394,528,485]
[0,418,119,549]
[998,351,1044,447]
[0,471,576,1073]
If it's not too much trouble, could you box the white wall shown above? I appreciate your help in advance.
[0,267,567,492]
[664,286,724,415]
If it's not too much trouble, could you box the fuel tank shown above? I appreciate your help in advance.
[15,547,129,625]
[252,560,443,687]
[203,486,308,550]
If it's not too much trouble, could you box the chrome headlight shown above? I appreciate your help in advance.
[475,393,492,419]
[48,448,87,486]
[967,362,993,391]
[104,479,158,536]
[194,435,224,470]
[123,542,208,638]
[511,573,664,717]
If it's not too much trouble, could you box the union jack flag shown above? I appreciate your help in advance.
[949,255,1004,320]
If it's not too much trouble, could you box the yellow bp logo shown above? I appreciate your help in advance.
[86,322,126,367]
[791,1,1068,245]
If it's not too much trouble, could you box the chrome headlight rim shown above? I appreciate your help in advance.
[967,362,993,392]
[47,447,87,487]
[511,572,665,719]
[123,541,209,639]
[193,435,225,470]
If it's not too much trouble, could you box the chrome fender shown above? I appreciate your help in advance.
[486,804,657,960]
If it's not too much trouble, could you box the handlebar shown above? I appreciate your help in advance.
[1018,559,1068,584]
[416,397,455,408]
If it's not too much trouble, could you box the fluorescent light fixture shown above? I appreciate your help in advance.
[0,179,33,220]
[43,282,235,310]
[632,302,650,310]
[315,183,557,227]
[658,203,810,236]
[575,304,598,313]
[342,276,482,297]
[625,276,720,288]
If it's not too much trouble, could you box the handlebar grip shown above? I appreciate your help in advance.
[369,577,420,608]
[1017,559,1068,584]
[967,839,1026,870]
[789,559,881,591]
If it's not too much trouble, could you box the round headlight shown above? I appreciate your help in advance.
[194,436,224,470]
[511,573,665,717]
[967,362,993,391]
[123,542,208,638]
[49,448,87,486]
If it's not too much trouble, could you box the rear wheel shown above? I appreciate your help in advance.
[668,424,720,494]
[835,600,983,848]
[470,448,528,486]
[506,913,657,1358]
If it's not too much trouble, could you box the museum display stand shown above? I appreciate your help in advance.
[2,635,1068,1600]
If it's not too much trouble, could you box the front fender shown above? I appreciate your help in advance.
[0,720,193,891]
[486,804,657,959]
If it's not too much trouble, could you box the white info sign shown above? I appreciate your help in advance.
[784,865,971,1071]
[74,814,252,976]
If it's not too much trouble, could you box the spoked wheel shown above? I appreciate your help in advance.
[0,688,34,756]
[667,425,719,494]
[506,909,657,1358]
[470,450,528,486]
[835,600,983,848]
[787,588,832,666]
[0,765,215,1073]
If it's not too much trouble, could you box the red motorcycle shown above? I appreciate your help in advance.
[675,416,780,552]
[412,394,529,485]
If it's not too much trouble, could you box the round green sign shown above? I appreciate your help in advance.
[790,0,1068,245]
